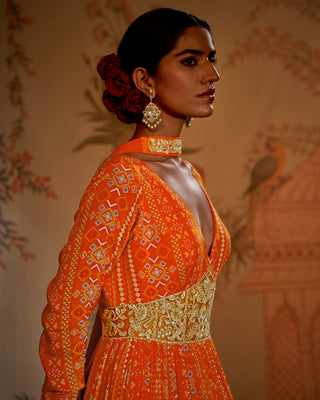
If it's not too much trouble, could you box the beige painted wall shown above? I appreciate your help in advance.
[1,0,319,399]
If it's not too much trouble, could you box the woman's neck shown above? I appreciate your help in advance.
[132,115,185,139]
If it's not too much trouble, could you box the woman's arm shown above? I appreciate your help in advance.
[39,158,142,400]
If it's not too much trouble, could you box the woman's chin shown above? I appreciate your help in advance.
[193,107,214,118]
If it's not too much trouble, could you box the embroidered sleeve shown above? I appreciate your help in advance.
[39,158,142,400]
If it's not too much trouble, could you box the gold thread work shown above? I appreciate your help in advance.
[147,137,182,156]
[101,271,215,343]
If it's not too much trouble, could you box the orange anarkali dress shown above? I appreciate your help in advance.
[40,141,233,400]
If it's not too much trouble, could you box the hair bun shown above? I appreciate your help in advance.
[97,53,148,124]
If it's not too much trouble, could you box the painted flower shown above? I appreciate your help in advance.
[251,26,261,36]
[291,65,302,77]
[92,23,108,44]
[312,49,320,63]
[279,32,291,44]
[268,49,280,59]
[266,25,277,38]
[33,175,51,188]
[86,1,101,20]
[11,177,26,194]
[296,40,308,54]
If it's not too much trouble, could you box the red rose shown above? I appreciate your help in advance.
[117,108,140,124]
[124,88,148,113]
[97,53,120,80]
[102,90,123,113]
[106,70,131,97]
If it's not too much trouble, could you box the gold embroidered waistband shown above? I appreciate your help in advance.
[101,272,215,344]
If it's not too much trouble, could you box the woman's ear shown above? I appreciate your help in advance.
[132,67,155,97]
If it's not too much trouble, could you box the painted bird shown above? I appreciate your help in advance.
[243,137,286,197]
[236,137,286,258]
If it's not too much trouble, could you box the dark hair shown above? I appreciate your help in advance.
[118,8,211,77]
[97,8,211,124]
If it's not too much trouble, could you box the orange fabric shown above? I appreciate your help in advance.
[40,154,232,400]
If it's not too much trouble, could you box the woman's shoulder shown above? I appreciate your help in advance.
[84,154,144,200]
[97,154,145,181]
[69,155,145,231]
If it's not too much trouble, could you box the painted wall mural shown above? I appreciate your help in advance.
[240,147,320,399]
[76,0,134,153]
[1,0,319,398]
[2,0,56,270]
[223,0,320,398]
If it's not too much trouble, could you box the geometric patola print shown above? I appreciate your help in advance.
[40,155,232,399]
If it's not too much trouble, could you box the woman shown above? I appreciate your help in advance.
[40,8,233,400]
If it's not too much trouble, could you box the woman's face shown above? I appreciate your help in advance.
[152,25,220,120]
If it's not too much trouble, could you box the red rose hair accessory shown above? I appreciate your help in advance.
[102,90,123,113]
[97,53,148,124]
[117,109,140,124]
[97,53,120,80]
[124,88,148,114]
[105,69,131,97]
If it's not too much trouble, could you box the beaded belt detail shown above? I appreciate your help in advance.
[101,272,216,344]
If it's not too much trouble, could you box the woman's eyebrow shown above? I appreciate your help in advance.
[174,49,216,57]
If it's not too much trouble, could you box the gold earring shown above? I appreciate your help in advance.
[185,117,193,128]
[142,89,162,129]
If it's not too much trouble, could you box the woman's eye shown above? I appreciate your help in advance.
[181,57,197,66]
[208,56,217,65]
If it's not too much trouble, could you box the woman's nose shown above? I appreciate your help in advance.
[212,64,220,82]
[201,62,220,84]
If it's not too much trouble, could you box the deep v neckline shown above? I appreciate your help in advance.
[123,155,216,259]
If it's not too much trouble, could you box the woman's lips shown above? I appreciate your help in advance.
[198,88,215,100]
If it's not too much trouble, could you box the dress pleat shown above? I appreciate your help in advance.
[84,339,232,399]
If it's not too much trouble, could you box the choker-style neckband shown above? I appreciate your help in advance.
[111,136,182,157]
